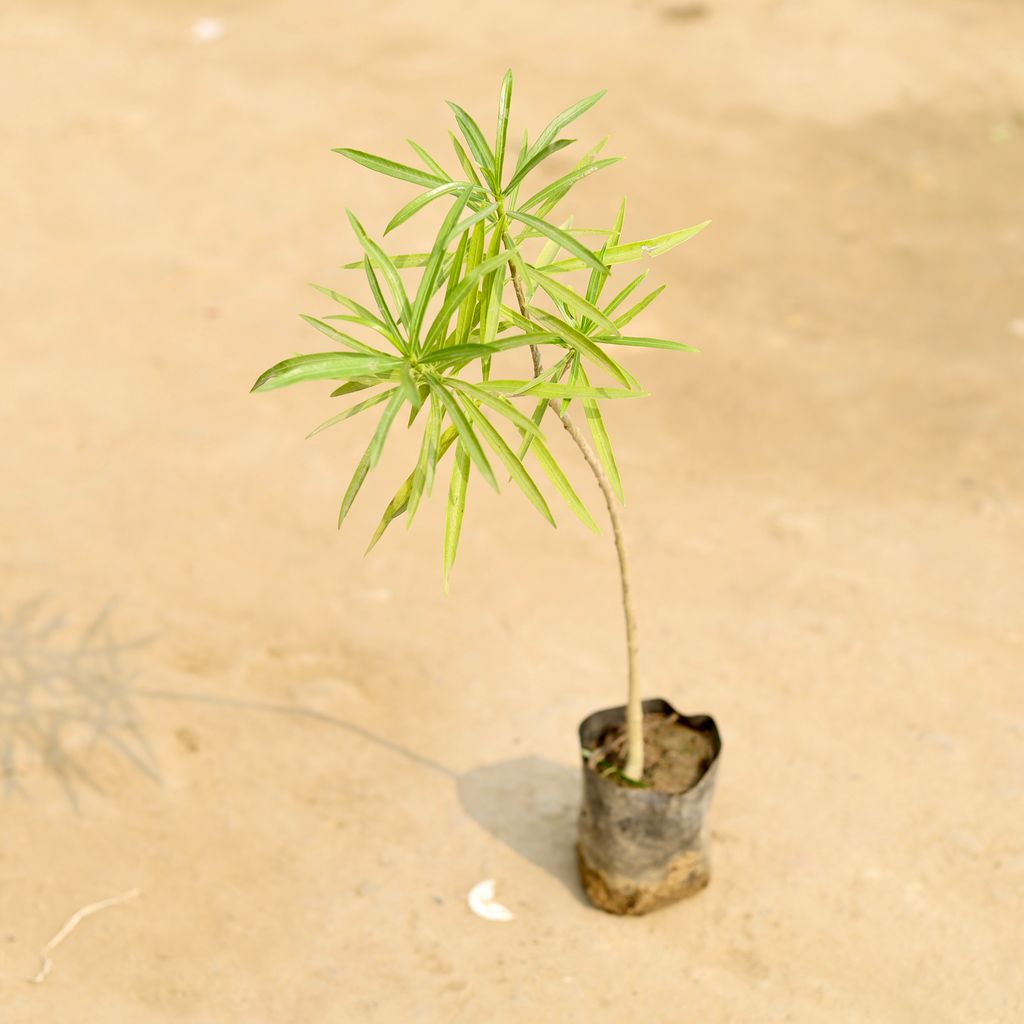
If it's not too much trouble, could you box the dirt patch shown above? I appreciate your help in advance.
[589,712,716,793]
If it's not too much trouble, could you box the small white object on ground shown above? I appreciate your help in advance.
[190,18,225,42]
[29,888,141,984]
[467,879,514,921]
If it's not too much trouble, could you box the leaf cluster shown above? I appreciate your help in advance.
[252,72,707,588]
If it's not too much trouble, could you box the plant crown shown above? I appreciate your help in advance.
[252,72,707,588]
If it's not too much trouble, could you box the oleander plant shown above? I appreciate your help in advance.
[252,72,707,784]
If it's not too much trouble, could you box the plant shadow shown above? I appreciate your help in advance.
[456,756,586,904]
[0,596,160,808]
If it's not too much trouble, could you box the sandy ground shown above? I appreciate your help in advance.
[2,0,1023,1020]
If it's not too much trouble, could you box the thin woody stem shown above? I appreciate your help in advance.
[505,251,643,781]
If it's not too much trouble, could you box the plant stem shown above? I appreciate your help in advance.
[505,253,643,781]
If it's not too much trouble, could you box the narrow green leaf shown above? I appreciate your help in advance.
[495,70,513,183]
[385,181,483,235]
[531,137,609,221]
[528,308,634,388]
[365,425,458,552]
[584,198,626,312]
[596,334,696,352]
[418,343,494,368]
[306,387,397,438]
[338,452,370,529]
[341,252,431,271]
[503,138,575,194]
[424,251,512,351]
[527,268,620,335]
[333,148,445,189]
[252,352,400,392]
[330,380,374,398]
[455,222,486,348]
[518,157,621,213]
[603,271,649,315]
[613,285,666,329]
[309,285,398,342]
[474,379,643,400]
[346,210,413,332]
[443,202,501,247]
[529,435,600,532]
[299,315,390,356]
[410,190,473,344]
[397,363,422,408]
[406,139,451,180]
[543,220,711,273]
[443,442,471,592]
[446,102,496,185]
[578,363,624,502]
[531,89,606,157]
[405,394,441,526]
[461,398,553,526]
[509,211,607,275]
[366,389,406,470]
[446,378,545,437]
[427,378,497,490]
[448,132,484,187]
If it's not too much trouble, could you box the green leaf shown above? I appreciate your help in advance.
[585,197,626,312]
[410,190,473,345]
[306,387,398,438]
[602,271,648,315]
[612,285,666,329]
[397,363,422,408]
[443,202,501,247]
[342,252,430,271]
[424,251,512,351]
[366,425,458,552]
[446,102,496,185]
[406,139,451,180]
[309,285,397,340]
[333,148,445,189]
[299,315,390,357]
[530,137,609,221]
[338,452,371,529]
[385,181,483,235]
[418,343,495,369]
[426,378,497,490]
[526,268,620,335]
[517,157,621,213]
[448,132,484,187]
[455,222,486,348]
[405,394,440,526]
[595,334,696,352]
[495,70,513,184]
[346,210,413,332]
[366,389,406,470]
[528,308,634,388]
[330,380,375,398]
[528,435,600,533]
[508,211,607,275]
[474,379,643,400]
[446,378,545,437]
[443,442,471,592]
[503,138,575,194]
[461,398,553,526]
[543,220,710,273]
[577,363,624,502]
[251,352,400,392]
[530,89,606,157]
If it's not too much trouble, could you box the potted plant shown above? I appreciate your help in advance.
[252,73,721,915]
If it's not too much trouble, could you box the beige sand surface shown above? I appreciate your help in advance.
[2,1,1023,1020]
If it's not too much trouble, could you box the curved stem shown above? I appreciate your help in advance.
[505,254,643,781]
